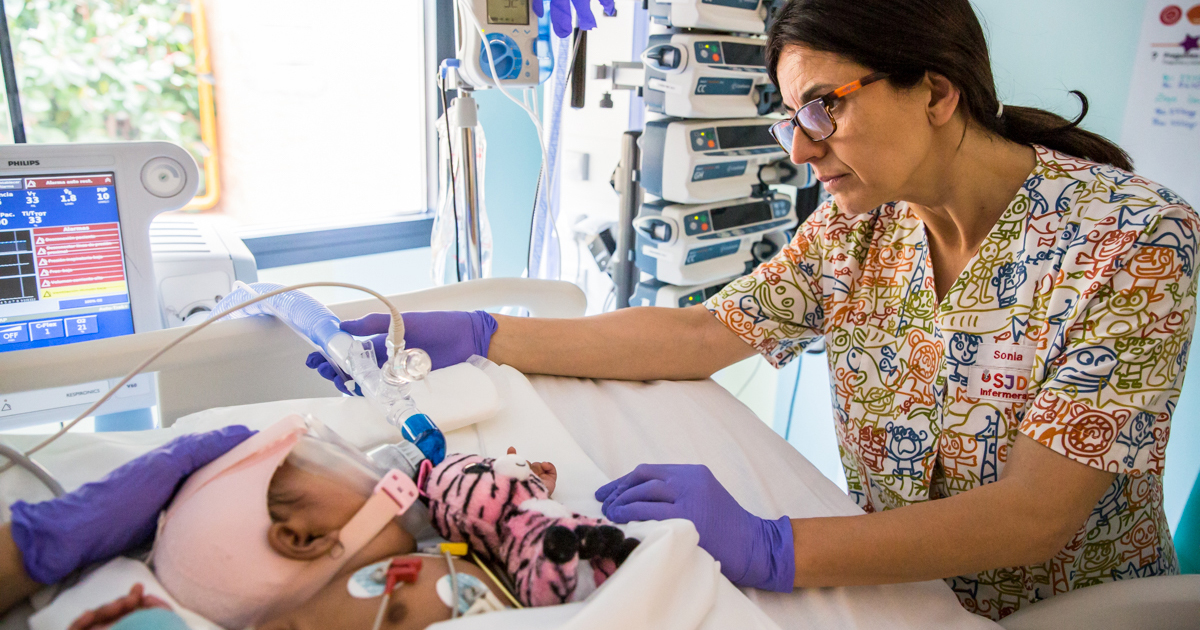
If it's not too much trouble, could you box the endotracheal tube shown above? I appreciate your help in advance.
[213,282,445,463]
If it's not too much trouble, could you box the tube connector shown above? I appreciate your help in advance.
[383,337,433,385]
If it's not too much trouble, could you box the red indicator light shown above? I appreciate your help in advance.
[713,55,720,62]
[701,223,709,230]
[707,140,715,148]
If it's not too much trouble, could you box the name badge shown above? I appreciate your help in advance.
[976,343,1035,370]
[967,366,1031,403]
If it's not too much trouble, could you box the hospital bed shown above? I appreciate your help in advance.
[1,279,1196,629]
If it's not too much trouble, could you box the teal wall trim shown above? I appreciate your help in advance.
[474,88,544,279]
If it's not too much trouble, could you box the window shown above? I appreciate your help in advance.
[2,0,433,247]
[2,0,217,207]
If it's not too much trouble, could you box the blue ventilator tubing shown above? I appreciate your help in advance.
[213,282,446,464]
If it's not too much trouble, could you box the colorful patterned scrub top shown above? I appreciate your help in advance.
[706,146,1199,619]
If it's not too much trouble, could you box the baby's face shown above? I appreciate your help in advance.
[267,461,415,561]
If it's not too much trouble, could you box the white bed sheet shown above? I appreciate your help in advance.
[0,366,999,630]
[528,375,1000,630]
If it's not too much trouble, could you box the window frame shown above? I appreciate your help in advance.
[235,0,446,266]
[1,0,444,266]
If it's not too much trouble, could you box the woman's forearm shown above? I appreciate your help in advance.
[790,434,1116,587]
[791,481,1054,586]
[0,524,40,615]
[489,305,756,380]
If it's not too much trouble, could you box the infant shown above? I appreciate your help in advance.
[258,445,638,627]
[74,419,637,629]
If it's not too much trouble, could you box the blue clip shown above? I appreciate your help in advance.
[401,413,446,465]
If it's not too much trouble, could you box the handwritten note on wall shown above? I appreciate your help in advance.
[1121,2,1200,207]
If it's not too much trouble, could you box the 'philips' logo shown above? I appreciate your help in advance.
[8,160,39,166]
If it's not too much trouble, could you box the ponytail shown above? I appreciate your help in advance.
[766,0,1133,171]
[997,92,1132,171]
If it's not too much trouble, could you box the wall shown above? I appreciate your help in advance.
[474,90,546,279]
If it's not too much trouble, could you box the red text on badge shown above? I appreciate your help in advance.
[967,365,1031,403]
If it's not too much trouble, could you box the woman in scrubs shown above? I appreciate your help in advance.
[314,0,1197,619]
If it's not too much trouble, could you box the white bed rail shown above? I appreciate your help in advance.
[0,278,586,424]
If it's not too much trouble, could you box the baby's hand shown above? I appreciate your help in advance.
[69,583,172,630]
[507,447,558,497]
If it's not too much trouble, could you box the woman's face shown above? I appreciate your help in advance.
[775,46,938,215]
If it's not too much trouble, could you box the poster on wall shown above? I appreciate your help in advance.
[1121,2,1200,206]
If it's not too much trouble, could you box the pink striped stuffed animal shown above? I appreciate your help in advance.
[420,452,639,607]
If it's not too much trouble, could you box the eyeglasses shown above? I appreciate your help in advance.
[769,72,889,151]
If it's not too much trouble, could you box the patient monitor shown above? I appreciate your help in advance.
[0,142,199,427]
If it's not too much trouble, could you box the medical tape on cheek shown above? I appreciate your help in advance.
[329,470,420,560]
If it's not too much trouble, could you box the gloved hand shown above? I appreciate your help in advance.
[305,310,499,396]
[596,464,795,592]
[9,426,255,585]
[534,0,617,38]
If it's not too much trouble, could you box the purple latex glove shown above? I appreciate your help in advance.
[305,310,498,396]
[596,464,795,592]
[533,0,616,38]
[9,426,255,584]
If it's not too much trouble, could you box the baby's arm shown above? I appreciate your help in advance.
[68,584,175,630]
[506,447,557,496]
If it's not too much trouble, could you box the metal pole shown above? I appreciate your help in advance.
[0,0,26,143]
[455,89,484,280]
[613,130,641,308]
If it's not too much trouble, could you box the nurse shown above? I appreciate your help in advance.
[312,0,1198,619]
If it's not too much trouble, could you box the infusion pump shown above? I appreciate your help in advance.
[640,117,813,204]
[642,33,780,119]
[648,0,772,34]
[634,194,797,285]
[456,0,546,88]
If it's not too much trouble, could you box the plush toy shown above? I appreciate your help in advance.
[420,452,639,607]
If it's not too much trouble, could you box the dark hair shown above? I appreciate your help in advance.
[765,0,1133,171]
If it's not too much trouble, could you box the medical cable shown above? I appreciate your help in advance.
[469,551,522,608]
[0,282,411,473]
[733,359,764,398]
[0,443,64,496]
[524,28,583,276]
[439,72,462,283]
[456,0,549,187]
[457,0,571,272]
[445,548,460,619]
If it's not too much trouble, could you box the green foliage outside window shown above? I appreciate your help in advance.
[3,0,206,192]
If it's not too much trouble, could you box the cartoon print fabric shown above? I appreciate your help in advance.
[706,146,1199,619]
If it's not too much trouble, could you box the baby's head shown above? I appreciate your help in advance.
[152,416,417,628]
[266,437,416,561]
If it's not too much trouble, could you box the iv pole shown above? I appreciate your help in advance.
[450,86,485,281]
[0,0,27,143]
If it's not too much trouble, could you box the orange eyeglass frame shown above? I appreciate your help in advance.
[784,71,890,143]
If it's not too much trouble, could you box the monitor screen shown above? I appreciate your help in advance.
[716,124,775,149]
[710,200,773,231]
[721,42,765,67]
[0,172,134,353]
[487,0,529,24]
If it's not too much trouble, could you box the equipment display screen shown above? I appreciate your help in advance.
[0,172,134,353]
[721,42,765,67]
[711,200,773,231]
[716,124,775,149]
[487,0,529,24]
